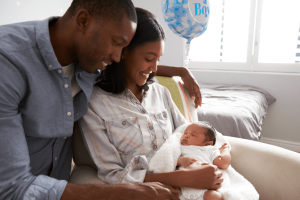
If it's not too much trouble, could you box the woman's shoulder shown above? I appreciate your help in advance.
[90,85,123,101]
[149,82,170,93]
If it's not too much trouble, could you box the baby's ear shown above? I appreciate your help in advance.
[205,141,213,146]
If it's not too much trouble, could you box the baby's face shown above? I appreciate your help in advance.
[180,124,207,146]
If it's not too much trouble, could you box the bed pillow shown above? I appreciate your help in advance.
[197,83,276,140]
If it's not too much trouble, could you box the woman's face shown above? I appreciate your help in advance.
[123,40,165,89]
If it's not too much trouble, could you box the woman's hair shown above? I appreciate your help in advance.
[96,7,166,94]
[196,121,217,145]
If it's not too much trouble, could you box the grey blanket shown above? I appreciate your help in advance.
[197,83,276,140]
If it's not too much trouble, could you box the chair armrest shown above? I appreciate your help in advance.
[69,165,106,185]
[226,136,300,200]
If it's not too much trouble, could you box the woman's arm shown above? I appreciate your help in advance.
[144,164,223,190]
[79,105,147,184]
[213,144,231,169]
[157,65,202,108]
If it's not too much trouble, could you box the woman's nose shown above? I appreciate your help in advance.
[150,61,158,72]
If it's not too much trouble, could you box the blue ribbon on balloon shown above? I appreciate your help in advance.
[162,0,210,65]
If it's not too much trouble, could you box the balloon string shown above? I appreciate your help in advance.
[184,43,190,68]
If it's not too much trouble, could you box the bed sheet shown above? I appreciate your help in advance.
[197,83,276,140]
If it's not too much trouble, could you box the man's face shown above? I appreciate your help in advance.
[75,16,136,73]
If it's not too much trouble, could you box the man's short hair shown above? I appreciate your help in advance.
[68,0,137,24]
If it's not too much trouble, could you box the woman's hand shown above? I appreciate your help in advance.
[181,162,223,190]
[181,68,202,108]
[178,156,197,168]
[156,65,202,107]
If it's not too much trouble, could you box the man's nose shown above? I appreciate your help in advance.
[111,48,122,63]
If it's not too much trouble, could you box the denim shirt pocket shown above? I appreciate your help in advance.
[106,117,143,154]
[155,110,172,140]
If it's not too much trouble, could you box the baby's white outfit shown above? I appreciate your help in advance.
[179,145,221,200]
[148,124,259,200]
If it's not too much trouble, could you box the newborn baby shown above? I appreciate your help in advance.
[178,122,231,200]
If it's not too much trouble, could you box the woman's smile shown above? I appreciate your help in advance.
[140,71,152,78]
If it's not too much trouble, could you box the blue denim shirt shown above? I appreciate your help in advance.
[0,17,100,200]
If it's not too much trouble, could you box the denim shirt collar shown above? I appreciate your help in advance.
[36,17,62,71]
[35,17,101,121]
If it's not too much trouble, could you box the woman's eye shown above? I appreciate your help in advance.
[145,58,152,62]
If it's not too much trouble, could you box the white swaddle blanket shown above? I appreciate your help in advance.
[148,123,259,200]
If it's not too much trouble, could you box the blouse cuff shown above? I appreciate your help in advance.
[119,155,149,184]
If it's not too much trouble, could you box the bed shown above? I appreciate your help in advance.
[197,83,276,140]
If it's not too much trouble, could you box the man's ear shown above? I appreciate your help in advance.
[122,48,128,59]
[205,141,213,146]
[76,9,91,33]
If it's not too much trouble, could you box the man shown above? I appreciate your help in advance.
[0,0,222,199]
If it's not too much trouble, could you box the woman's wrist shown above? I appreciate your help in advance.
[144,170,186,188]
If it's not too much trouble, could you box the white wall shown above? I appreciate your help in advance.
[132,0,184,67]
[0,0,72,25]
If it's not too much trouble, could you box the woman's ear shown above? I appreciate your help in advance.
[205,141,213,146]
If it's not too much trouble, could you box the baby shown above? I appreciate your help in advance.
[177,121,231,200]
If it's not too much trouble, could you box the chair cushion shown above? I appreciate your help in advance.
[154,76,198,122]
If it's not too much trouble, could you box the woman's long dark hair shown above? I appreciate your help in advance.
[95,7,166,94]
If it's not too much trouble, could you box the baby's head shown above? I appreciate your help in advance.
[180,122,217,146]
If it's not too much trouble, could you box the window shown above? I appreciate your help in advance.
[186,0,300,73]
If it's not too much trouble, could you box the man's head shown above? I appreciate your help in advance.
[65,0,137,73]
[180,122,217,146]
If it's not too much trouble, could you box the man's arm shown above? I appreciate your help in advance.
[61,182,180,200]
[0,54,68,200]
[157,65,202,108]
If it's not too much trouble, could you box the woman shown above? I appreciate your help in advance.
[79,7,222,191]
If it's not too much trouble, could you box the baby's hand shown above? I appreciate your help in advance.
[219,143,229,153]
[178,157,197,168]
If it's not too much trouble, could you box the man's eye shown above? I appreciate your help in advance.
[114,41,120,46]
[145,58,152,62]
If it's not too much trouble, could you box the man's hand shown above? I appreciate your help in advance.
[178,156,197,168]
[61,182,180,200]
[181,162,223,190]
[181,68,202,108]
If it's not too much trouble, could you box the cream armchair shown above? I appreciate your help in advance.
[70,77,300,200]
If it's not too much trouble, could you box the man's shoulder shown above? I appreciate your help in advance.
[0,20,40,54]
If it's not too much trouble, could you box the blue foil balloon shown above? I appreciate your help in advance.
[162,0,210,64]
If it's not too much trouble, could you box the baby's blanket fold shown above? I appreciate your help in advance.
[148,123,259,200]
